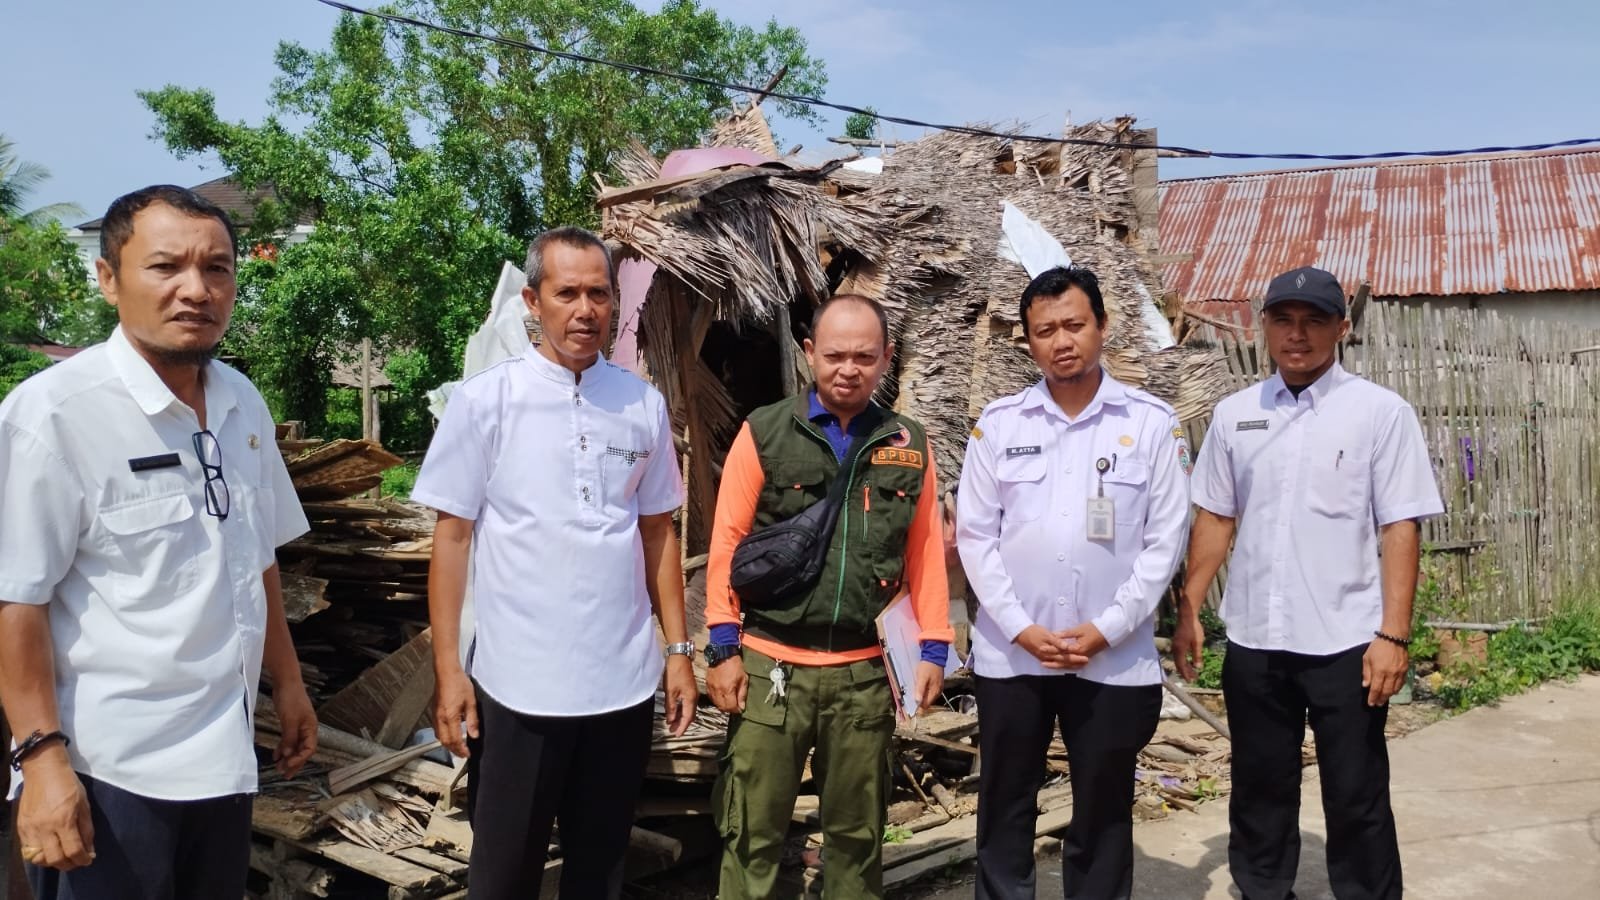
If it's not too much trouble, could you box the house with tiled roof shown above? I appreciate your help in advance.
[65,174,315,274]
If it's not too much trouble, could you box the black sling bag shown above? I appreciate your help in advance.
[728,420,878,608]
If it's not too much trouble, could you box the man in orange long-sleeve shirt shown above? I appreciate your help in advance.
[705,294,953,900]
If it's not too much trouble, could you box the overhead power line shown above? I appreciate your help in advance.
[314,0,1600,163]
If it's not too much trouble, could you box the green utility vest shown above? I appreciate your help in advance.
[739,394,931,653]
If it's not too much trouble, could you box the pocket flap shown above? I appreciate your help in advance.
[998,455,1046,483]
[1103,461,1150,486]
[99,493,195,535]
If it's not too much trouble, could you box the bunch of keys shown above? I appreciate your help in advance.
[1086,457,1115,541]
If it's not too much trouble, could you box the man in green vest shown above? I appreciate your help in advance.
[703,294,955,899]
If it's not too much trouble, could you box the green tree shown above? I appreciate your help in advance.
[0,342,52,402]
[0,216,116,345]
[140,0,826,448]
[0,136,84,225]
[843,106,878,141]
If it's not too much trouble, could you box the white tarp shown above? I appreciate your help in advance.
[995,200,1174,349]
[425,260,529,418]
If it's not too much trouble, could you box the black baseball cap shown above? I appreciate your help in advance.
[1263,266,1347,318]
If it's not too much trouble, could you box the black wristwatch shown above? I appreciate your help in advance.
[704,643,741,668]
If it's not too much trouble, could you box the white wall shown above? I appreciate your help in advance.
[1389,291,1600,333]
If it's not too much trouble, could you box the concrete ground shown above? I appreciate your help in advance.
[919,673,1600,899]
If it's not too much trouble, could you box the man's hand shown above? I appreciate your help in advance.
[913,661,945,714]
[1363,639,1409,707]
[16,747,94,871]
[432,665,479,758]
[1057,622,1109,661]
[272,682,319,778]
[706,655,749,715]
[663,655,698,736]
[1172,612,1206,682]
[1015,625,1089,670]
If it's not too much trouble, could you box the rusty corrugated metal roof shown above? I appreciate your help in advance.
[1159,148,1600,302]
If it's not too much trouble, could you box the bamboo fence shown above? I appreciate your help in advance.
[1186,301,1600,622]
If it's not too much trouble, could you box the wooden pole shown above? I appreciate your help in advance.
[360,338,374,443]
[1162,673,1231,741]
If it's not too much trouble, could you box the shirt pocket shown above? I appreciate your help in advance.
[997,454,1049,523]
[1101,460,1150,530]
[600,444,650,510]
[1305,445,1370,519]
[760,458,833,522]
[97,491,200,607]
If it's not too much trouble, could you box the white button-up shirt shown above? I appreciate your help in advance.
[411,347,683,717]
[0,327,309,800]
[1191,363,1444,655]
[957,374,1190,685]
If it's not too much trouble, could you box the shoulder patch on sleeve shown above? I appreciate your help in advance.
[970,424,984,440]
[1173,425,1193,475]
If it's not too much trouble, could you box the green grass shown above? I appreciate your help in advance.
[1432,597,1600,711]
[381,461,420,499]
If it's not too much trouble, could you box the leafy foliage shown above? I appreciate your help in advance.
[140,0,826,450]
[844,106,878,141]
[0,343,52,402]
[0,216,116,346]
[1433,598,1600,710]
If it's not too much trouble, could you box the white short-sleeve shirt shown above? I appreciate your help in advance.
[0,327,309,800]
[956,374,1191,686]
[411,346,684,717]
[1191,363,1444,655]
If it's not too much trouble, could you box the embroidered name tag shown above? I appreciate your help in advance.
[1236,419,1269,432]
[1005,445,1042,458]
[606,446,652,465]
[872,447,924,469]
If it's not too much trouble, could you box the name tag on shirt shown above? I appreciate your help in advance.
[1005,445,1042,458]
[1236,419,1270,432]
[128,453,182,473]
[1086,496,1115,541]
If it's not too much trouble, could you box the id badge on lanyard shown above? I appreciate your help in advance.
[1087,457,1115,541]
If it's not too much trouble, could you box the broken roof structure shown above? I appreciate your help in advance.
[600,105,1229,550]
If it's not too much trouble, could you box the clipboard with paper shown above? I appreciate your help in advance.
[875,591,965,719]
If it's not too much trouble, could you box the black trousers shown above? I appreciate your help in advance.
[975,674,1161,900]
[1223,640,1402,900]
[25,774,251,900]
[465,682,654,900]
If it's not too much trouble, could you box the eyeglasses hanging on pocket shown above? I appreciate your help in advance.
[192,429,230,521]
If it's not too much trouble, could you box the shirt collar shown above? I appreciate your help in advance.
[106,326,238,421]
[1021,369,1129,423]
[807,390,883,433]
[1268,361,1349,409]
[524,343,607,385]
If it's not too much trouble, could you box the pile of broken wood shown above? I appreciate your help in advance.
[251,429,1264,899]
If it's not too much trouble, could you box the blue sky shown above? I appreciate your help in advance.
[5,0,1598,223]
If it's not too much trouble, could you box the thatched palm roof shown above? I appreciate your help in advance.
[599,110,1229,548]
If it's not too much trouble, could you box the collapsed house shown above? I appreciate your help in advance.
[599,103,1230,554]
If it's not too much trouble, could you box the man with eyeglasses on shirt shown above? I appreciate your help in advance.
[0,185,317,899]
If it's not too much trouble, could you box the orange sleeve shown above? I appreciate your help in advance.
[705,422,765,629]
[905,453,955,644]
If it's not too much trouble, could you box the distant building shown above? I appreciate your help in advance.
[66,175,315,275]
[1158,148,1600,331]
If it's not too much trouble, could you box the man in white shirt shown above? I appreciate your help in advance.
[0,185,316,899]
[413,226,697,900]
[1175,266,1443,900]
[958,266,1190,900]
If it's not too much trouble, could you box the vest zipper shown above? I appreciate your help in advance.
[795,413,900,653]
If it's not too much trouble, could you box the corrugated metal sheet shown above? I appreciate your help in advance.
[1159,148,1600,302]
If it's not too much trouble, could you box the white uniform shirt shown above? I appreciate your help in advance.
[1191,363,1444,655]
[957,374,1190,685]
[0,327,309,800]
[411,347,683,717]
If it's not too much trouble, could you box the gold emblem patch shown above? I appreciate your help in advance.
[1118,434,1134,447]
[970,425,984,440]
[872,447,925,469]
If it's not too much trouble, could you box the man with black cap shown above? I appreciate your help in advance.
[1174,266,1442,899]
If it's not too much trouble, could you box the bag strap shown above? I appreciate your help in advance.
[813,407,885,532]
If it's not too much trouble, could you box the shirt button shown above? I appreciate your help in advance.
[1060,509,1069,517]
[581,486,592,501]
[1057,597,1067,606]
[1057,553,1066,561]
[580,436,588,451]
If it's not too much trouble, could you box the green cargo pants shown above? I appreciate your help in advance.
[712,647,897,900]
